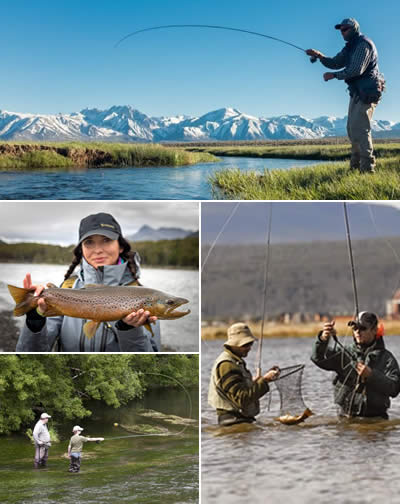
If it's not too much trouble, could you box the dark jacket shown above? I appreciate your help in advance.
[311,333,400,418]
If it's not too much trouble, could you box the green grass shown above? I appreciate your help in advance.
[190,142,400,161]
[210,156,400,199]
[0,141,218,170]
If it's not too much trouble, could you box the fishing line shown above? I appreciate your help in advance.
[201,202,240,273]
[255,202,273,378]
[104,371,194,441]
[366,203,400,301]
[114,24,312,60]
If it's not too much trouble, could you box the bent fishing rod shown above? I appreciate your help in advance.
[115,24,317,63]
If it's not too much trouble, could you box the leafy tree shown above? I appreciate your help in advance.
[0,355,198,434]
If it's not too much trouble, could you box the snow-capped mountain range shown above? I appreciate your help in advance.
[0,105,398,142]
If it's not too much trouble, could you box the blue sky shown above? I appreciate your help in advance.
[1,0,399,121]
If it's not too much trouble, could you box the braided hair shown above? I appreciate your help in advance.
[64,236,141,285]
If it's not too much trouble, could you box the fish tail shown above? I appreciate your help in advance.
[8,284,37,316]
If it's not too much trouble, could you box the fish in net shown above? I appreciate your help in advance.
[273,364,313,425]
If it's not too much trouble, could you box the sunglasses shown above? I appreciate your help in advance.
[340,27,351,33]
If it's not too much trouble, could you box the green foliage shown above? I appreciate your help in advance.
[0,355,198,434]
[0,235,198,269]
[210,157,400,200]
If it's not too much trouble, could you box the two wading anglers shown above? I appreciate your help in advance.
[307,18,385,173]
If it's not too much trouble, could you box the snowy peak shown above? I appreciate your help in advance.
[0,106,398,142]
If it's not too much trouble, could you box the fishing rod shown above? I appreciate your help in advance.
[256,202,273,378]
[343,202,360,322]
[115,24,316,63]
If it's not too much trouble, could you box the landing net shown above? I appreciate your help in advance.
[274,364,309,416]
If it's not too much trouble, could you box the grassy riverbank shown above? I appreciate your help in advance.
[210,156,400,199]
[202,320,400,339]
[187,142,400,161]
[0,141,218,170]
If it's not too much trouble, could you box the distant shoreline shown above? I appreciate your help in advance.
[202,320,400,340]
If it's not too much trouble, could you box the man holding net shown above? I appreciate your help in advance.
[208,322,280,426]
[311,312,400,418]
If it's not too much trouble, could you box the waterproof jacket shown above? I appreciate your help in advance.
[16,259,160,352]
[311,333,400,418]
[208,346,269,422]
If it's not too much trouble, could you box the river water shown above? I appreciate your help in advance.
[202,337,400,504]
[0,157,326,200]
[0,263,199,352]
[0,386,199,504]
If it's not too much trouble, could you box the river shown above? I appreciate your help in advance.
[0,263,199,352]
[202,337,400,504]
[0,386,199,504]
[0,157,327,200]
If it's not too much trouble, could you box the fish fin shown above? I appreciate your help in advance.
[144,322,154,337]
[8,284,37,317]
[46,282,58,288]
[83,320,101,339]
[82,284,106,289]
[126,280,140,287]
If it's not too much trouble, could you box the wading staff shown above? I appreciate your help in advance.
[115,24,316,63]
[255,203,273,378]
[343,202,360,322]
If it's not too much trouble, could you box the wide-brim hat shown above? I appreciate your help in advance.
[79,212,122,243]
[225,322,257,347]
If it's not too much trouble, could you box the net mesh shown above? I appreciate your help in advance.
[273,364,309,416]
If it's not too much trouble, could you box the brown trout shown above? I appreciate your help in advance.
[8,283,190,339]
[275,408,313,425]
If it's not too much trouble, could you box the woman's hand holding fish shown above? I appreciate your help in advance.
[23,273,48,315]
[122,309,157,327]
[263,366,280,382]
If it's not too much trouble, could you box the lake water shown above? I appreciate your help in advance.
[0,157,327,200]
[0,386,199,504]
[202,337,400,504]
[0,263,199,352]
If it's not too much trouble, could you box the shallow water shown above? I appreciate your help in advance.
[0,157,328,200]
[0,387,199,504]
[0,263,199,352]
[202,337,400,504]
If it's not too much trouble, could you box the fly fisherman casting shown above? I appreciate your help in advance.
[310,203,400,419]
[306,18,385,174]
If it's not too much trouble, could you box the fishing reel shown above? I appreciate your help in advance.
[310,56,317,63]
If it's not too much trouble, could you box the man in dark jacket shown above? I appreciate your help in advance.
[208,322,280,425]
[311,312,400,418]
[306,18,384,173]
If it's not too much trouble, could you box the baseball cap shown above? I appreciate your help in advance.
[40,413,51,419]
[79,213,122,243]
[348,311,378,330]
[225,322,257,347]
[72,425,84,432]
[335,18,360,30]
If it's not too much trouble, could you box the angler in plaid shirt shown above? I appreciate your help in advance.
[307,18,385,173]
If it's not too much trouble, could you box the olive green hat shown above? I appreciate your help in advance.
[225,322,257,347]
